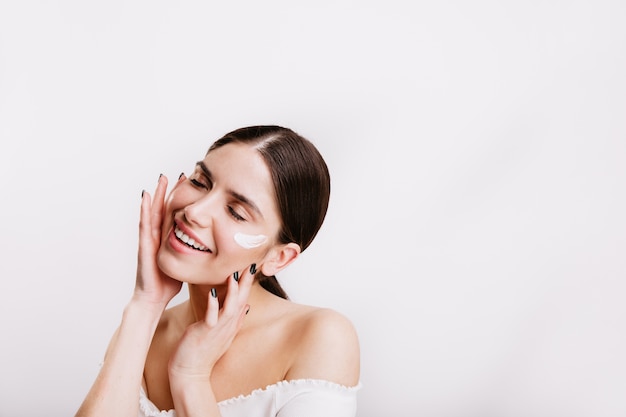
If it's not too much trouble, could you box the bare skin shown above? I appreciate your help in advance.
[145,283,359,410]
[75,143,360,417]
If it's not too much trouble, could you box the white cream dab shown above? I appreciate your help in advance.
[234,232,268,249]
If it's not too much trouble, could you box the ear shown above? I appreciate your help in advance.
[260,242,301,277]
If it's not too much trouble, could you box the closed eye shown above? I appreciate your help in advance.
[190,178,209,189]
[191,161,213,190]
[228,206,246,222]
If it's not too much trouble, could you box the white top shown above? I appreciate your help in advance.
[138,379,361,417]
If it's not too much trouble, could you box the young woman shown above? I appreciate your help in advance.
[75,126,361,417]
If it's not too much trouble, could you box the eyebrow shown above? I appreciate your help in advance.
[195,161,264,218]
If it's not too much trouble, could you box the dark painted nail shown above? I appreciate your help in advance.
[250,264,257,275]
[245,306,250,315]
[178,172,185,180]
[141,189,145,198]
[159,173,163,180]
[233,271,239,282]
[211,288,217,298]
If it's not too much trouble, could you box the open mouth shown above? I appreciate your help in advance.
[174,225,211,252]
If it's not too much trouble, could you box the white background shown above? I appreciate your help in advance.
[1,1,625,416]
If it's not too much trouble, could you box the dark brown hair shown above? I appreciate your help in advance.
[208,125,331,299]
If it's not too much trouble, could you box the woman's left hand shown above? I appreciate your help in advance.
[167,266,255,382]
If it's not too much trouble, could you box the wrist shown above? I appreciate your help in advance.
[168,365,212,386]
[124,297,167,321]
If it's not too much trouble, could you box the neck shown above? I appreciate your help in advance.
[186,280,268,324]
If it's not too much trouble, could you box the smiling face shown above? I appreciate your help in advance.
[156,142,284,285]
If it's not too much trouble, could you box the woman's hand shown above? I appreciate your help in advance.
[168,266,255,382]
[75,174,187,417]
[132,174,183,310]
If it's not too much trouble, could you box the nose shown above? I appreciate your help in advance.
[183,192,219,229]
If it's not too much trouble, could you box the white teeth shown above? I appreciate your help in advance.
[174,225,209,251]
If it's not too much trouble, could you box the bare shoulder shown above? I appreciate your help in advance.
[285,304,360,387]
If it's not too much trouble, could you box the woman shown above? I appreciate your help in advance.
[75,125,361,417]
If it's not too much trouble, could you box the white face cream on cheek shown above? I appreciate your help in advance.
[234,232,268,249]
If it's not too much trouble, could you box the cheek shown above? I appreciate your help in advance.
[217,226,270,262]
[165,185,189,210]
[233,232,268,249]
[160,186,193,235]
[214,223,243,253]
[164,184,201,217]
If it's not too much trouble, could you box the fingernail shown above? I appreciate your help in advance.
[233,271,239,282]
[211,288,217,298]
[250,264,257,275]
[159,173,163,180]
[141,189,145,198]
[178,172,185,180]
[245,306,250,315]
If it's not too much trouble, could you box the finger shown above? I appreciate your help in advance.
[139,190,154,254]
[236,265,256,304]
[167,172,186,208]
[222,266,255,319]
[221,271,241,315]
[151,174,168,242]
[136,190,155,290]
[234,303,250,332]
[205,288,219,327]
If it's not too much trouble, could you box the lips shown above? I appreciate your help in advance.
[173,224,211,252]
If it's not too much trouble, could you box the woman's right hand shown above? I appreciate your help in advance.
[132,174,183,310]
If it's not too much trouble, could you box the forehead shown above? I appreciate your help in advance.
[204,142,269,179]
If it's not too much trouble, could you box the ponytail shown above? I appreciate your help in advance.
[258,274,288,300]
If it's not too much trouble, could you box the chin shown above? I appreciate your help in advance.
[156,249,226,285]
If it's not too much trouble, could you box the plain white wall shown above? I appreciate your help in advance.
[1,1,625,416]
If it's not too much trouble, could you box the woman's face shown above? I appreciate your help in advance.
[157,142,282,285]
